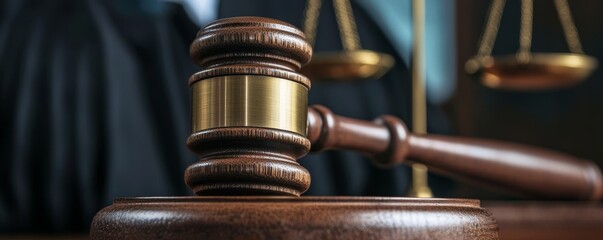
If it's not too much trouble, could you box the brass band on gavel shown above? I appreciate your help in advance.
[191,75,308,136]
[188,17,313,137]
[185,17,314,196]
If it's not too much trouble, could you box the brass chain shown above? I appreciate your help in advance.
[476,0,506,59]
[518,0,533,61]
[554,0,584,53]
[303,0,322,47]
[333,0,361,51]
[303,0,361,51]
[476,0,585,59]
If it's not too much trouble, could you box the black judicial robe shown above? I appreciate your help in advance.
[0,0,452,232]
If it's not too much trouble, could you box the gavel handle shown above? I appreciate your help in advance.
[307,105,603,200]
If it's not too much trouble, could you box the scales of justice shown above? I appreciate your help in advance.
[90,0,602,239]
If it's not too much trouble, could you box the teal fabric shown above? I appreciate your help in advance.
[356,0,456,104]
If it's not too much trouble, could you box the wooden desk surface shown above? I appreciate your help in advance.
[0,235,87,240]
[484,201,603,240]
[2,201,601,239]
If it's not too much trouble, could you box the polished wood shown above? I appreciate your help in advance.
[188,16,312,87]
[90,16,500,240]
[184,15,603,200]
[186,127,311,196]
[485,202,603,240]
[0,235,87,240]
[90,15,603,239]
[91,197,498,240]
[308,105,603,200]
[188,16,602,201]
[186,17,313,196]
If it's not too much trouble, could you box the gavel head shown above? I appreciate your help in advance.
[185,17,313,196]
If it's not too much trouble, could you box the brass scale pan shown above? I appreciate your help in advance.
[300,0,394,81]
[466,0,597,91]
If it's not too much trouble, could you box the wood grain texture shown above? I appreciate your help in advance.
[185,16,603,199]
[485,201,603,240]
[90,16,501,240]
[308,105,603,200]
[186,127,311,196]
[90,197,499,240]
[188,65,311,88]
[186,17,313,196]
[189,16,312,88]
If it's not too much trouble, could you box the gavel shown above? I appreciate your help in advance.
[185,16,603,200]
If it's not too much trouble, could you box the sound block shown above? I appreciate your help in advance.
[90,196,498,239]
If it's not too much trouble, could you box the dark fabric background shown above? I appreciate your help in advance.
[0,0,453,232]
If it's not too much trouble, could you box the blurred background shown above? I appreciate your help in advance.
[1,0,602,235]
